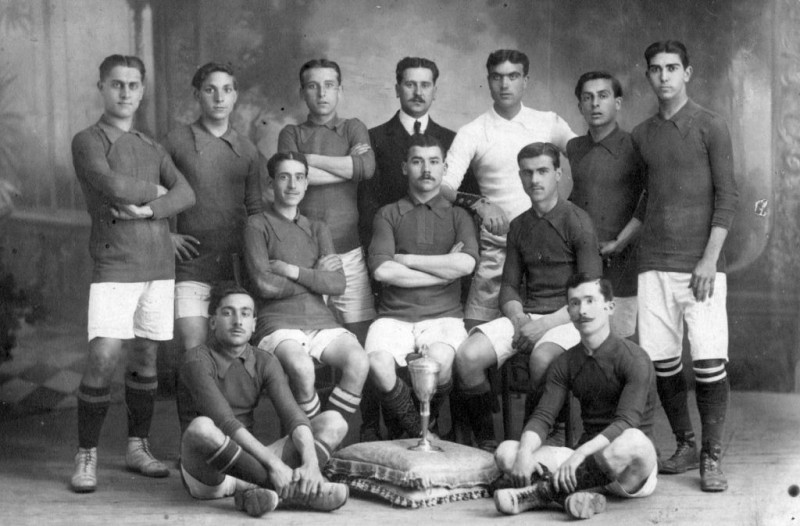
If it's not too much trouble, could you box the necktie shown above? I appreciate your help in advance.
[413,120,421,135]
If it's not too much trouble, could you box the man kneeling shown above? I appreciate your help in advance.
[178,284,348,517]
[493,274,658,519]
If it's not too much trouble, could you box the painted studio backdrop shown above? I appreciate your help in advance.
[0,0,796,391]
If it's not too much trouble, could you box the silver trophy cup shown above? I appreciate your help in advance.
[407,356,443,452]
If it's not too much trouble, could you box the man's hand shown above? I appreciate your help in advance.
[155,184,168,198]
[111,203,153,220]
[553,451,586,494]
[171,234,200,261]
[270,259,300,280]
[512,316,549,355]
[292,462,324,501]
[315,254,343,272]
[509,448,537,487]
[472,200,509,236]
[349,143,372,156]
[599,239,621,258]
[268,462,298,500]
[691,256,717,302]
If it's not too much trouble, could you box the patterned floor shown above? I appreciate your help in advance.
[0,321,124,420]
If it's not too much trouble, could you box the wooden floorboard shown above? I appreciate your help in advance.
[1,391,799,525]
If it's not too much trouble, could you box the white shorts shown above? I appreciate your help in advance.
[174,281,212,319]
[611,296,638,339]
[638,271,728,361]
[465,230,506,322]
[365,317,467,367]
[473,314,580,368]
[257,327,354,360]
[545,446,657,498]
[87,280,174,341]
[327,246,376,324]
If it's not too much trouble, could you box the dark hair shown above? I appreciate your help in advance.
[565,273,614,302]
[486,49,529,76]
[299,58,341,86]
[574,71,623,99]
[405,133,444,159]
[191,62,237,90]
[267,151,309,178]
[517,142,560,169]
[395,57,439,84]
[99,55,146,81]
[208,282,253,316]
[644,40,690,69]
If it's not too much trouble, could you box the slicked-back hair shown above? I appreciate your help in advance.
[395,57,439,84]
[267,151,309,179]
[517,142,560,169]
[191,62,237,90]
[99,54,146,81]
[405,133,444,160]
[486,49,529,76]
[644,40,690,69]
[565,273,614,302]
[574,71,623,99]
[208,282,253,316]
[299,58,342,86]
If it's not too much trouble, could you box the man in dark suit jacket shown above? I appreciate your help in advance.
[358,57,479,248]
[357,57,478,442]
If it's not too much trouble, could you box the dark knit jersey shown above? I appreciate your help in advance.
[524,334,657,444]
[631,99,738,273]
[500,198,602,314]
[178,338,309,437]
[163,121,263,283]
[567,126,644,297]
[72,117,195,283]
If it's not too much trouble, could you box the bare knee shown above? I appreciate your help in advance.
[529,344,564,387]
[183,416,224,453]
[368,351,398,392]
[599,428,656,475]
[455,334,494,385]
[342,346,370,382]
[495,440,520,473]
[426,344,455,382]
[275,344,315,384]
[311,410,348,448]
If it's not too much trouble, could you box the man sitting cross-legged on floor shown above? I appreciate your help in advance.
[493,273,658,519]
[244,151,369,428]
[366,134,478,438]
[178,283,349,518]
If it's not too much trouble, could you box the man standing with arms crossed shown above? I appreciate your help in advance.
[278,59,376,345]
[632,40,738,492]
[567,71,644,339]
[70,54,195,492]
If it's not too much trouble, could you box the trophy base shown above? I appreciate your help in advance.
[408,442,443,453]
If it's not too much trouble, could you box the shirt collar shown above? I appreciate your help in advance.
[303,113,346,135]
[529,196,567,222]
[208,338,257,379]
[397,192,449,218]
[488,103,531,127]
[653,98,699,138]
[589,124,624,157]
[398,110,430,135]
[263,201,313,240]
[97,116,154,146]
[190,120,244,157]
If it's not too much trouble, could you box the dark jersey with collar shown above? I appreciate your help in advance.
[567,126,644,297]
[71,117,195,283]
[178,338,309,436]
[524,334,657,445]
[164,121,264,283]
[500,199,602,314]
[368,193,479,321]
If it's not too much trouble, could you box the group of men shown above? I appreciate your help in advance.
[68,38,736,520]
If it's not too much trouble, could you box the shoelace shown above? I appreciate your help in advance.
[133,439,157,461]
[79,450,96,471]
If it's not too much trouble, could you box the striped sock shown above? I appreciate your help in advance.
[327,386,362,416]
[125,372,158,438]
[298,393,322,418]
[694,361,729,449]
[206,436,269,488]
[77,383,111,449]
[314,439,333,469]
[653,357,694,443]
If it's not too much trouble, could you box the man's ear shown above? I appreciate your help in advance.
[401,161,408,176]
